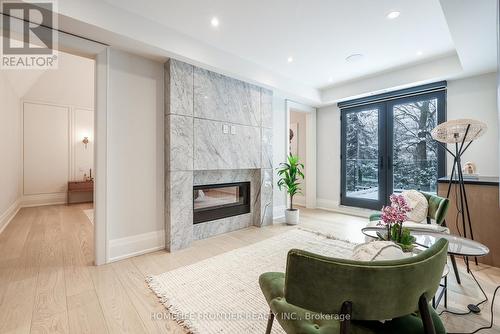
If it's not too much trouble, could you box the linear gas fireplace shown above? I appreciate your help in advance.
[193,182,250,224]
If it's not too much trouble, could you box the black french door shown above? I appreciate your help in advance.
[341,89,446,210]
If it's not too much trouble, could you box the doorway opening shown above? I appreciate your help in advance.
[1,18,108,265]
[286,101,317,209]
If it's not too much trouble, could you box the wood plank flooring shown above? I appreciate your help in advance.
[0,204,499,333]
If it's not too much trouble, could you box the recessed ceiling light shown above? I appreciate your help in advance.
[416,51,423,56]
[386,11,400,19]
[287,56,294,63]
[345,54,364,62]
[211,17,219,27]
[328,77,333,83]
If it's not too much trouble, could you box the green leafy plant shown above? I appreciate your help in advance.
[277,154,304,210]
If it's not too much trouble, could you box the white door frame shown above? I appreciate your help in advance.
[2,16,109,265]
[285,100,317,209]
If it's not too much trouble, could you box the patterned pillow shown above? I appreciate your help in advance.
[402,190,428,223]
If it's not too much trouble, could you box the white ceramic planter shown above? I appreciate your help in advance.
[285,209,300,225]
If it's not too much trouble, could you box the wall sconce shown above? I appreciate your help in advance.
[82,136,89,149]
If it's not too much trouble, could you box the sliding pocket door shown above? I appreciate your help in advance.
[341,103,387,210]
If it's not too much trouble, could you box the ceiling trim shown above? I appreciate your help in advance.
[55,0,322,105]
[320,54,463,106]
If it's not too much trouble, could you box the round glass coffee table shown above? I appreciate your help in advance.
[361,226,490,309]
[361,227,490,257]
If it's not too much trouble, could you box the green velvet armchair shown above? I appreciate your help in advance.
[368,192,460,284]
[259,239,449,334]
[368,192,449,226]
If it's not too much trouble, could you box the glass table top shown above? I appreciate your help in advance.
[361,227,490,257]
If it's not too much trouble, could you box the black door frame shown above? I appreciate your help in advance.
[340,103,387,210]
[341,90,446,210]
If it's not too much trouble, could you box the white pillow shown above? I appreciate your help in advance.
[352,241,405,261]
[401,190,428,223]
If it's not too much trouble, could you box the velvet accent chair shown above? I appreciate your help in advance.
[368,192,449,227]
[259,239,449,334]
[368,192,460,283]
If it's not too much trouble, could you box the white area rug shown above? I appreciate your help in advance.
[83,209,94,224]
[147,229,355,334]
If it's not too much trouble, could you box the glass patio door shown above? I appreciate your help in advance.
[341,104,387,210]
[387,92,446,195]
[341,88,446,210]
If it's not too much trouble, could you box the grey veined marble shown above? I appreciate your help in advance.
[194,118,261,170]
[166,59,193,116]
[164,59,274,250]
[261,128,273,169]
[259,169,273,226]
[261,88,273,129]
[193,213,253,240]
[165,171,193,251]
[193,169,259,186]
[194,67,261,127]
[167,114,193,171]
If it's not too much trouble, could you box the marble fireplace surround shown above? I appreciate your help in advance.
[165,59,273,251]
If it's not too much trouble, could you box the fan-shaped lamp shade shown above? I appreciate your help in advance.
[431,119,487,144]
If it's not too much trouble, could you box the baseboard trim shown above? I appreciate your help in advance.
[273,205,287,219]
[316,198,375,218]
[22,193,67,207]
[109,230,165,262]
[0,198,21,235]
[316,198,339,210]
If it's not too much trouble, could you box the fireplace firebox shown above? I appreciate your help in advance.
[193,182,250,224]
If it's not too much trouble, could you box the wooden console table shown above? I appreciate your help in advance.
[438,176,500,267]
[68,180,94,204]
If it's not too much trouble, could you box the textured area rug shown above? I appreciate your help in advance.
[147,229,355,334]
[83,209,94,224]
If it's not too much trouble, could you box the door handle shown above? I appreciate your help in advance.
[379,156,384,169]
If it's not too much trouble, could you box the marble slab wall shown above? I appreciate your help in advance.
[165,58,273,251]
[194,67,261,126]
[194,119,261,170]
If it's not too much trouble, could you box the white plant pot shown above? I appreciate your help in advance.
[285,209,300,225]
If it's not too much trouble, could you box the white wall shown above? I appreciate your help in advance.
[446,72,498,176]
[107,49,165,260]
[24,52,95,109]
[316,72,499,210]
[290,111,307,205]
[23,103,70,196]
[0,72,22,232]
[272,94,287,218]
[316,104,341,209]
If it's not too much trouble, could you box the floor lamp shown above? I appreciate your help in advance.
[431,119,487,275]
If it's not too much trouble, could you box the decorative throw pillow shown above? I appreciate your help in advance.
[401,190,428,223]
[352,241,405,261]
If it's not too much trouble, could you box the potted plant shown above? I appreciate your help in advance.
[277,154,304,225]
[377,194,416,252]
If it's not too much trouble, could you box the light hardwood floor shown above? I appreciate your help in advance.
[0,204,499,333]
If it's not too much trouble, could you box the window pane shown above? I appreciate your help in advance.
[393,98,439,193]
[345,109,379,200]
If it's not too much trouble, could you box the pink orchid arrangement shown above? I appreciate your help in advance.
[379,194,413,246]
[381,194,411,225]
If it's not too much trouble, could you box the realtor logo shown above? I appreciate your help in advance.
[1,1,58,69]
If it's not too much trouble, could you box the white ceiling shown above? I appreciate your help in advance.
[102,0,457,89]
[54,0,497,105]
